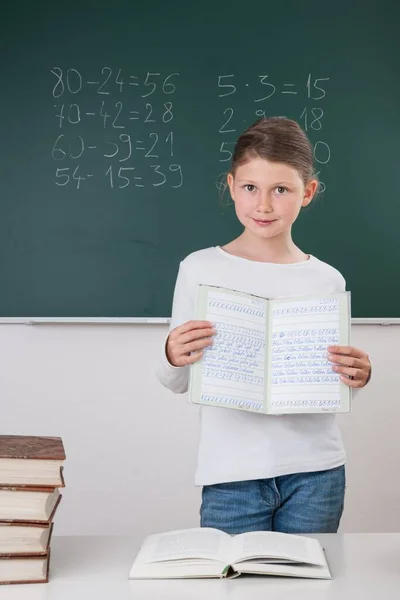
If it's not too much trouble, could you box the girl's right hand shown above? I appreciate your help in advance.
[166,321,216,367]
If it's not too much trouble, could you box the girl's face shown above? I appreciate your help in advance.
[227,157,318,241]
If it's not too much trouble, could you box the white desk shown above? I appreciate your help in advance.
[0,534,399,599]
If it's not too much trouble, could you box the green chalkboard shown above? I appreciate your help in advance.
[0,0,398,318]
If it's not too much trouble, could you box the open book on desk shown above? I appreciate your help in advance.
[190,285,351,415]
[129,527,332,580]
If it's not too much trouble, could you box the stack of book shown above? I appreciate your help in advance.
[0,435,66,585]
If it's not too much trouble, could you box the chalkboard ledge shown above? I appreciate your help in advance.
[0,317,170,324]
[0,318,399,325]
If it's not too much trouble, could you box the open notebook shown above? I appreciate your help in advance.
[190,285,351,414]
[129,527,332,580]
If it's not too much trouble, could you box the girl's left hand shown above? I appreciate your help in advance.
[327,345,371,388]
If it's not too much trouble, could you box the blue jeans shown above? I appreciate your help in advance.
[200,465,345,534]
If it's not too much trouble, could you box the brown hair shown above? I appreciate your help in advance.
[229,117,318,187]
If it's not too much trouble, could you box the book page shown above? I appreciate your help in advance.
[268,293,350,413]
[230,531,327,567]
[235,561,331,579]
[133,528,231,565]
[190,286,268,412]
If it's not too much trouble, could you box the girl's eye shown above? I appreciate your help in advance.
[275,186,288,195]
[244,184,256,192]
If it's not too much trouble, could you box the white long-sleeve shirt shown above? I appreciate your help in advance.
[156,246,349,486]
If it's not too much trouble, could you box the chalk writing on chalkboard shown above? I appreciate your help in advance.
[50,68,330,194]
[216,73,330,195]
[51,68,182,190]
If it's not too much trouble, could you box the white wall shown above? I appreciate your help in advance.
[1,324,398,537]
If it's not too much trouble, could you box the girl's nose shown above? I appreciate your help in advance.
[257,193,272,212]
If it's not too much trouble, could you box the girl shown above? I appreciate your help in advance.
[156,117,371,534]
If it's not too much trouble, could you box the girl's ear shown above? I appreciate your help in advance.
[227,172,235,201]
[302,179,319,207]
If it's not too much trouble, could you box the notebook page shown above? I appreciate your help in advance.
[268,293,350,414]
[190,286,268,412]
